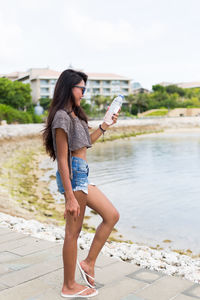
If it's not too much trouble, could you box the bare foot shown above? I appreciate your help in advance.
[80,260,95,286]
[62,282,96,296]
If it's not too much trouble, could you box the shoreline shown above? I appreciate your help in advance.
[1,116,200,141]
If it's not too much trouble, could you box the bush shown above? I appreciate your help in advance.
[0,78,32,109]
[145,110,168,116]
[0,104,43,124]
[39,97,51,110]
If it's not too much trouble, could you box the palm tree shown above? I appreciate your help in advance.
[133,93,148,114]
[125,94,135,113]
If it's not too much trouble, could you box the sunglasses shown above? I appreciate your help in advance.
[73,85,87,95]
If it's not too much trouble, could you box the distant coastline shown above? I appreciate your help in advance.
[0,116,200,141]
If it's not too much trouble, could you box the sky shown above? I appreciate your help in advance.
[0,0,200,89]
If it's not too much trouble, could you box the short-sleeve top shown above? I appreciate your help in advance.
[51,109,92,179]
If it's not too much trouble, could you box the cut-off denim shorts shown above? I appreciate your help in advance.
[56,156,95,195]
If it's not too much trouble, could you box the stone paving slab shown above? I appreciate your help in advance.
[0,235,35,252]
[95,277,147,300]
[0,277,52,300]
[4,244,62,268]
[134,275,194,300]
[183,284,200,299]
[0,251,21,263]
[8,236,58,256]
[174,295,200,300]
[0,226,199,300]
[0,231,28,243]
[0,254,63,287]
[0,227,13,235]
[95,260,141,285]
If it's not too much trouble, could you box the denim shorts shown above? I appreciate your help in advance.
[56,156,95,195]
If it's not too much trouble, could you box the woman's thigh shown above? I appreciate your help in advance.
[86,185,119,223]
[64,190,87,236]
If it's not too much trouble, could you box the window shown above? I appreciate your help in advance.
[121,88,129,95]
[40,87,49,94]
[111,86,120,93]
[40,79,49,85]
[93,88,100,94]
[50,79,57,84]
[112,80,120,85]
[121,80,129,86]
[92,80,100,86]
[102,80,111,86]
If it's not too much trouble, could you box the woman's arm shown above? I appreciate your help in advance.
[90,112,119,144]
[56,128,80,221]
[55,128,75,202]
[90,122,109,144]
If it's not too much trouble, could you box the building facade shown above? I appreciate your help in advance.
[1,68,132,104]
[158,81,200,89]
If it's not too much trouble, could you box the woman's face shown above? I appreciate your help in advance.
[72,80,86,107]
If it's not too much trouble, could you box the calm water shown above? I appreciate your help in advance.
[86,131,200,255]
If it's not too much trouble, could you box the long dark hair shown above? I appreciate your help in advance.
[42,69,88,161]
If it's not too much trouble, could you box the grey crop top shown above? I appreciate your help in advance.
[51,109,92,179]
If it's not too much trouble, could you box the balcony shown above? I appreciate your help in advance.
[102,80,111,87]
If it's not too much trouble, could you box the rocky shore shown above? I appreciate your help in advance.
[0,211,200,285]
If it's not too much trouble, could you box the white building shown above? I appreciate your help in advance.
[1,68,132,104]
[158,81,200,89]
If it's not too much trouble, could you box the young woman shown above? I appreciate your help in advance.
[42,69,120,298]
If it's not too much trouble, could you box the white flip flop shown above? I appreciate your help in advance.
[77,260,95,289]
[61,286,98,298]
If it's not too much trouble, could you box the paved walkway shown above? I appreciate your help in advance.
[0,226,199,300]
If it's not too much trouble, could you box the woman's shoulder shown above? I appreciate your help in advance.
[53,109,71,122]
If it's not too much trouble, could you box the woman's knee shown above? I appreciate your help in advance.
[104,209,120,225]
[65,226,82,240]
[112,209,120,224]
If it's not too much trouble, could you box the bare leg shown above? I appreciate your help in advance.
[80,185,120,286]
[61,190,96,296]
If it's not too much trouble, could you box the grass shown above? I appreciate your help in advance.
[96,130,164,143]
[145,110,168,116]
[1,144,65,226]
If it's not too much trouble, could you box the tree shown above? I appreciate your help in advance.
[39,97,51,110]
[91,95,110,112]
[0,78,32,110]
[132,93,148,114]
[165,85,185,97]
[125,94,135,113]
[152,84,166,93]
[80,99,91,114]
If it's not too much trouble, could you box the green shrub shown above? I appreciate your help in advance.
[0,104,43,124]
[145,110,168,116]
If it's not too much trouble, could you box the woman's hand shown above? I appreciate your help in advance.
[108,107,121,126]
[101,108,120,130]
[110,109,120,126]
[64,196,80,222]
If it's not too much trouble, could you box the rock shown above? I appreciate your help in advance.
[0,120,7,126]
[43,210,53,217]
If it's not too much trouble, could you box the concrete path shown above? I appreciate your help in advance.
[0,226,199,300]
